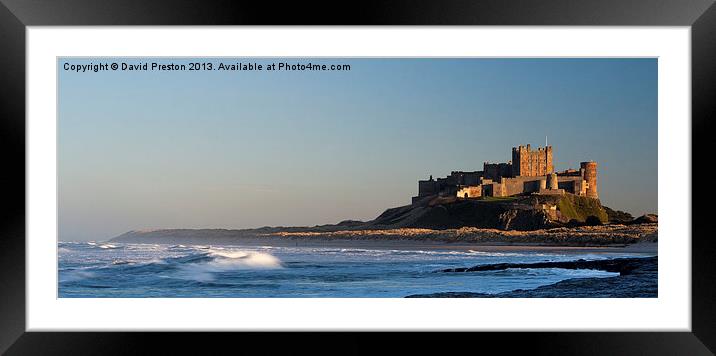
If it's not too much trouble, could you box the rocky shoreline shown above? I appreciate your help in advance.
[265,223,657,245]
[405,256,657,298]
[112,223,657,247]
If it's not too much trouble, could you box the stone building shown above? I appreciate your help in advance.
[512,144,554,177]
[412,144,598,204]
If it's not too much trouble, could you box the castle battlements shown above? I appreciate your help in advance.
[413,144,598,204]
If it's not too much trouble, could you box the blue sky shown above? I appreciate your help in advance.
[58,58,657,241]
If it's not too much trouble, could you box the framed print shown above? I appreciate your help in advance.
[1,0,715,354]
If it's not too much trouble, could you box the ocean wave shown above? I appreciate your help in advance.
[111,260,134,265]
[264,246,547,261]
[172,248,283,282]
[206,248,283,267]
[125,243,163,251]
[99,243,121,249]
[383,249,526,258]
[59,269,96,283]
[466,250,522,257]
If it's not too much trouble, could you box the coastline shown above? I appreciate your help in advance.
[99,235,659,254]
[108,223,658,254]
[63,227,658,298]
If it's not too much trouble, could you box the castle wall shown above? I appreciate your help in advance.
[538,188,565,196]
[523,179,543,193]
[556,176,587,196]
[502,178,521,196]
[457,185,482,198]
[450,171,483,186]
[483,162,511,181]
[418,180,437,197]
[464,174,481,186]
[500,176,545,196]
[557,169,581,177]
[576,179,586,196]
[482,182,505,197]
[436,177,458,196]
[493,183,505,197]
[557,180,576,194]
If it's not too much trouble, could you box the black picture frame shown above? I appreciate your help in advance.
[1,0,714,354]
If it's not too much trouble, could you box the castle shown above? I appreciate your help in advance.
[412,144,598,204]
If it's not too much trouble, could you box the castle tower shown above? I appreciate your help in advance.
[545,146,554,174]
[580,161,598,198]
[511,144,554,177]
[547,172,558,190]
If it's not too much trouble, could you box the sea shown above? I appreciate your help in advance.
[58,241,655,298]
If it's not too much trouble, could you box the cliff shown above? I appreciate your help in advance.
[365,194,608,231]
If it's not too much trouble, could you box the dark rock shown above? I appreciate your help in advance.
[406,292,490,298]
[629,214,658,225]
[565,219,582,228]
[584,215,603,226]
[335,220,364,227]
[439,256,655,274]
[603,206,634,224]
[367,197,556,231]
[407,257,657,298]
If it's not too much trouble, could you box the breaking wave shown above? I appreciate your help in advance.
[175,248,283,281]
[99,243,120,249]
[58,244,285,285]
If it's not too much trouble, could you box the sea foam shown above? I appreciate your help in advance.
[176,248,283,281]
